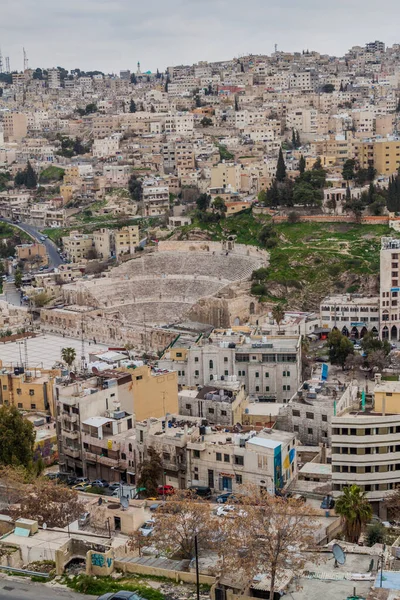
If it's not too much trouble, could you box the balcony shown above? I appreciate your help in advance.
[82,433,121,451]
[62,430,79,441]
[84,451,120,467]
[187,440,206,452]
[62,412,78,424]
[63,447,80,459]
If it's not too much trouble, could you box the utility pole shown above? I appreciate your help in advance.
[194,535,200,600]
[81,315,86,373]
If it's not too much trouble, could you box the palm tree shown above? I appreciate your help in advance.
[272,304,285,332]
[335,484,372,543]
[61,347,76,369]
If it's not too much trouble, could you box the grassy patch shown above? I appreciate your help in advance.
[65,574,164,599]
[39,166,65,183]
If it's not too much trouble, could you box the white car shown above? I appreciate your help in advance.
[354,344,362,351]
[139,519,155,537]
[216,504,236,517]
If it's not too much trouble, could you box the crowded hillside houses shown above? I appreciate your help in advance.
[4,40,400,599]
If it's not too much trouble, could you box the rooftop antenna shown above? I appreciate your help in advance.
[23,47,28,71]
[5,57,10,73]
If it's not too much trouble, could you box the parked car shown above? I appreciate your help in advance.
[354,344,362,351]
[92,479,109,488]
[157,485,175,496]
[216,492,238,504]
[216,504,236,517]
[73,484,91,492]
[320,495,335,510]
[75,477,90,484]
[188,485,212,499]
[139,519,155,537]
[108,483,121,491]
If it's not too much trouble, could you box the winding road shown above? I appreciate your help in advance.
[0,577,93,599]
[0,218,64,268]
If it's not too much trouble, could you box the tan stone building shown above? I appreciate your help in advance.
[0,363,58,415]
[115,225,139,257]
[3,113,28,141]
[16,243,48,268]
[62,231,94,262]
[353,139,400,176]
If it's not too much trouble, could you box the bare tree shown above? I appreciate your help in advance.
[135,491,217,560]
[218,487,318,599]
[368,349,389,372]
[345,353,364,372]
[10,480,84,527]
[272,304,285,332]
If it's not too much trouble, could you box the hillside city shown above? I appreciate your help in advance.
[3,39,400,600]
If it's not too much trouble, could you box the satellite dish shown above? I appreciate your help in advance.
[332,543,346,567]
[120,496,129,510]
[98,497,103,505]
[42,522,47,530]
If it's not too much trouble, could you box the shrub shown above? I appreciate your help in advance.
[66,575,164,600]
[366,523,386,546]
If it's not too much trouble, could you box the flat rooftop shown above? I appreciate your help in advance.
[0,333,107,370]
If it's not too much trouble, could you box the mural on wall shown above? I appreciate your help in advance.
[34,435,58,465]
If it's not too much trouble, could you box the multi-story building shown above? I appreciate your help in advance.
[332,378,400,515]
[62,231,94,262]
[380,237,400,341]
[142,181,169,216]
[93,228,115,259]
[103,165,131,187]
[210,163,241,193]
[178,380,248,426]
[0,364,57,414]
[16,242,48,268]
[47,68,61,89]
[353,139,400,176]
[114,225,139,256]
[160,334,301,403]
[320,294,380,339]
[3,113,28,141]
[187,428,297,494]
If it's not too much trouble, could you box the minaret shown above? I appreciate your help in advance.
[137,61,141,75]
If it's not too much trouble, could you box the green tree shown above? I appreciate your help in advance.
[276,148,286,182]
[293,182,322,206]
[272,304,285,332]
[14,269,22,289]
[322,83,335,93]
[366,523,386,546]
[212,196,227,215]
[287,211,300,224]
[137,447,163,497]
[200,116,213,127]
[196,193,211,212]
[342,159,356,181]
[61,347,77,368]
[129,99,136,113]
[14,170,26,187]
[265,181,280,207]
[327,329,354,368]
[25,161,37,189]
[335,484,372,543]
[361,331,390,357]
[299,155,306,175]
[367,165,376,182]
[0,405,35,468]
[258,224,278,248]
[128,175,143,202]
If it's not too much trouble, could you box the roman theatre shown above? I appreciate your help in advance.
[40,240,269,351]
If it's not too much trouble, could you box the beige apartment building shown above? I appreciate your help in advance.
[62,231,94,262]
[115,225,139,257]
[142,183,169,217]
[353,139,400,176]
[332,379,400,515]
[3,113,28,141]
[93,228,114,259]
[380,237,400,341]
[210,163,241,193]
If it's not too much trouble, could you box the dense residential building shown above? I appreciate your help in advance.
[380,237,400,340]
[320,294,380,338]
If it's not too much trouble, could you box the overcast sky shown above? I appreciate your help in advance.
[2,0,400,74]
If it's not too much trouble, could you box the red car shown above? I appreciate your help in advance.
[157,485,175,496]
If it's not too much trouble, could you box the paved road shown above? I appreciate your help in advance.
[0,218,63,268]
[0,577,93,599]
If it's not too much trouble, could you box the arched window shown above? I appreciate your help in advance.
[209,360,214,369]
[128,443,132,452]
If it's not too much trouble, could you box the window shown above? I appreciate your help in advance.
[307,428,313,435]
[306,412,314,420]
[194,450,200,458]
[235,474,243,484]
[176,352,182,357]
[234,455,244,466]
[224,370,229,376]
[255,386,260,392]
[136,376,142,381]
[293,409,301,417]
[195,357,199,362]
[29,389,35,396]
[322,414,327,422]
[255,372,259,378]
[283,371,290,377]
[294,425,299,432]
[208,408,215,414]
[283,385,291,391]
[209,360,214,369]
[195,370,199,376]
[265,372,269,378]
[186,404,191,410]
[224,454,230,463]
[17,403,22,408]
[221,410,227,416]
[121,453,127,460]
[224,357,228,363]
[31,403,36,410]
[265,386,270,392]
[216,452,222,461]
